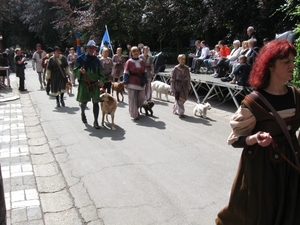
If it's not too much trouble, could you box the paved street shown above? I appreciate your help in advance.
[1,62,241,225]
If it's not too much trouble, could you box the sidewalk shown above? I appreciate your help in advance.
[1,74,45,225]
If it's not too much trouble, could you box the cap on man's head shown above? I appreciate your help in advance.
[46,47,53,53]
[36,43,42,48]
[104,41,109,45]
[86,40,98,48]
[53,46,60,51]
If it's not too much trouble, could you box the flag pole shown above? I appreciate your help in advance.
[105,25,114,55]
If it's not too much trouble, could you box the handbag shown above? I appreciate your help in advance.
[253,90,300,172]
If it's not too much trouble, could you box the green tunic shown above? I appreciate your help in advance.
[73,53,105,103]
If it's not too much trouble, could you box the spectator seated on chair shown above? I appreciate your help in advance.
[203,44,220,74]
[190,40,210,74]
[225,40,242,73]
[228,40,249,74]
[222,55,250,85]
[188,40,201,68]
[246,38,259,66]
[211,40,230,78]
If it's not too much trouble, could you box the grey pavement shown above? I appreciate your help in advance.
[1,72,82,224]
[0,63,239,225]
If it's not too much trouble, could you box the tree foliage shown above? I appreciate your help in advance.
[0,0,298,54]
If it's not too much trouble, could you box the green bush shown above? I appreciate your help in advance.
[293,30,300,88]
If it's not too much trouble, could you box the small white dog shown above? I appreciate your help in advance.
[193,102,211,118]
[151,80,171,101]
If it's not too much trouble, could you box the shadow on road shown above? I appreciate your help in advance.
[84,123,126,141]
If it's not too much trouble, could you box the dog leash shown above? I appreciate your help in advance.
[271,139,300,173]
[82,70,100,88]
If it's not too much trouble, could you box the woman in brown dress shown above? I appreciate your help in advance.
[112,47,125,82]
[216,39,300,225]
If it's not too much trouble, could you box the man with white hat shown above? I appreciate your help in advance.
[73,40,105,129]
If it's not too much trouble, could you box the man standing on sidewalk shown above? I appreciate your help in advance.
[14,48,27,92]
[32,44,46,89]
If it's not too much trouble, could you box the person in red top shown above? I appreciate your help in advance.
[123,46,148,120]
[212,40,231,78]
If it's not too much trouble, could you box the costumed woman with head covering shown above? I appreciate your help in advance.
[46,46,70,107]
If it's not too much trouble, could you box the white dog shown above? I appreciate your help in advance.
[151,80,171,101]
[193,102,211,118]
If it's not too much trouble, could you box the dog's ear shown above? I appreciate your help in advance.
[108,95,114,101]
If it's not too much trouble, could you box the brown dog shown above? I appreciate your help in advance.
[111,82,124,102]
[99,93,117,130]
[66,81,72,95]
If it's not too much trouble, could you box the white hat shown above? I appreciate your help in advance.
[86,40,98,48]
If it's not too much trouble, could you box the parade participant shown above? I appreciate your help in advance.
[112,47,125,82]
[170,54,191,118]
[46,46,70,107]
[139,46,154,101]
[32,43,47,89]
[14,48,27,92]
[100,47,113,93]
[67,47,77,86]
[42,47,53,95]
[123,46,147,120]
[73,40,105,129]
[216,39,300,225]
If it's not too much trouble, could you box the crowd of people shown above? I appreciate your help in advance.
[0,36,195,124]
[188,26,268,86]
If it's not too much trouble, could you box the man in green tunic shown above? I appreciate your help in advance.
[73,40,105,129]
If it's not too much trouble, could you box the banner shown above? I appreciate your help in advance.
[100,25,113,54]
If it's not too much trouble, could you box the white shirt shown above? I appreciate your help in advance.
[198,46,210,60]
[227,47,241,61]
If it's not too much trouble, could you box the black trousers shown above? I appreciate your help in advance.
[19,77,25,90]
[103,81,112,94]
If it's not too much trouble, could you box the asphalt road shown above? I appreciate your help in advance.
[18,61,241,225]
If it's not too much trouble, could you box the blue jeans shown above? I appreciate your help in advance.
[203,59,212,70]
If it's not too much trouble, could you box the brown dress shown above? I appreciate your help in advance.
[170,64,191,116]
[216,86,300,225]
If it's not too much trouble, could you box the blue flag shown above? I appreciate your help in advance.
[100,25,113,54]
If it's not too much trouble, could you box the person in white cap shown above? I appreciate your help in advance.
[73,40,105,129]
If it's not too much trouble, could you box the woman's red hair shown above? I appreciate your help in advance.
[248,39,296,89]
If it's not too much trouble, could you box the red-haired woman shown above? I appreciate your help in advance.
[216,39,300,224]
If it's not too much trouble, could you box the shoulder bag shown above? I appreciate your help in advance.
[253,90,300,172]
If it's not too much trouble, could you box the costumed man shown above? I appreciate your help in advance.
[32,43,47,89]
[73,40,105,129]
